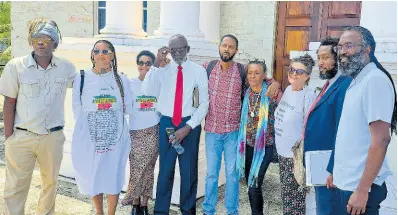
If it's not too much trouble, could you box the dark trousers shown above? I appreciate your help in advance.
[245,145,274,215]
[154,116,201,215]
[331,183,387,215]
[315,186,335,215]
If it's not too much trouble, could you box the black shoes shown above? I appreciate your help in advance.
[141,206,150,215]
[131,204,141,215]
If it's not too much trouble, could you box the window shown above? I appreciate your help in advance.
[98,1,106,32]
[143,1,147,32]
[97,1,148,33]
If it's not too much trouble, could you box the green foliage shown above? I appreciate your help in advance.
[0,46,11,62]
[0,2,11,26]
[0,1,11,71]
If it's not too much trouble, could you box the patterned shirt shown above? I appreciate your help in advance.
[203,61,242,133]
[246,87,278,147]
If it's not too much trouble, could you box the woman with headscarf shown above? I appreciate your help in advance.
[274,54,317,214]
[71,40,133,215]
[121,50,159,215]
[236,59,279,215]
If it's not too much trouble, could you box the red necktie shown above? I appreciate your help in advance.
[172,65,183,126]
[302,80,330,140]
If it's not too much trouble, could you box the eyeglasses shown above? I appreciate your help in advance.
[333,43,363,53]
[170,46,188,53]
[289,67,308,76]
[31,38,53,45]
[137,61,153,66]
[93,49,113,55]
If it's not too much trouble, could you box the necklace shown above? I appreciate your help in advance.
[93,68,114,90]
[249,91,260,118]
[94,67,111,75]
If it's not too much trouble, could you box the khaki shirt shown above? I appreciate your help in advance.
[0,53,76,134]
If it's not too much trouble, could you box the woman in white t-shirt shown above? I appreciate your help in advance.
[72,40,133,215]
[274,54,317,214]
[121,50,160,215]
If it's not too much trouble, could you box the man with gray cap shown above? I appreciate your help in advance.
[0,18,76,215]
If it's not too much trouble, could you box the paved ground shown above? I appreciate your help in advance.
[0,96,396,214]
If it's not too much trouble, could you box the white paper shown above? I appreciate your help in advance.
[305,150,332,186]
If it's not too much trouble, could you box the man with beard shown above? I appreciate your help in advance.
[326,26,397,215]
[201,34,281,215]
[142,34,209,215]
[303,37,352,215]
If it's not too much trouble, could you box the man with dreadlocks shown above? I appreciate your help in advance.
[0,18,76,214]
[303,37,352,215]
[326,26,397,215]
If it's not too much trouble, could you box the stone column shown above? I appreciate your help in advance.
[200,1,220,42]
[154,1,204,38]
[100,1,147,37]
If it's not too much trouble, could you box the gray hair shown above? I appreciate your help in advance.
[291,53,315,75]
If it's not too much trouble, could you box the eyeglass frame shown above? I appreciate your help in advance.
[92,49,113,55]
[170,46,188,54]
[333,43,363,53]
[137,61,153,66]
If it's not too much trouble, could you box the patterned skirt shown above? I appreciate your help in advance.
[278,154,306,215]
[121,124,159,205]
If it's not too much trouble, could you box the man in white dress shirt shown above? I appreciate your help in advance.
[142,34,209,215]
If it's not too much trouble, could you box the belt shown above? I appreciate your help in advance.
[16,126,64,133]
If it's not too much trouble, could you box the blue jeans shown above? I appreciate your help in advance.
[331,183,387,215]
[315,186,335,215]
[202,131,239,215]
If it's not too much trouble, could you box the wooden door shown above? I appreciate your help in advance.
[274,1,361,90]
[319,2,362,38]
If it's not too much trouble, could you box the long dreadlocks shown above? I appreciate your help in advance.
[346,26,397,135]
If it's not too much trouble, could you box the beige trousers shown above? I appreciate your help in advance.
[3,129,65,215]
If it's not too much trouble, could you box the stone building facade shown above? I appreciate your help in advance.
[9,1,397,206]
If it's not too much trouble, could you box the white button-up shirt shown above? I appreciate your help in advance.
[0,53,76,134]
[141,60,209,129]
[333,62,394,192]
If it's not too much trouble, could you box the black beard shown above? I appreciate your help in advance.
[219,51,236,62]
[319,66,338,80]
[338,52,366,78]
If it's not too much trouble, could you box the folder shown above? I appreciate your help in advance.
[305,150,332,186]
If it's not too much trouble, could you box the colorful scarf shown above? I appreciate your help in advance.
[236,82,270,188]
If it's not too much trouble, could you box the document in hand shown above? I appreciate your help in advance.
[305,150,332,186]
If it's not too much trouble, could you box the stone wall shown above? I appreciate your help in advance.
[220,1,278,77]
[11,2,95,57]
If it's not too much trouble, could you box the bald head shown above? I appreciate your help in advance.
[169,34,190,65]
[169,34,188,47]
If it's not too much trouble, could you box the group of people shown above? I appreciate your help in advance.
[0,17,396,215]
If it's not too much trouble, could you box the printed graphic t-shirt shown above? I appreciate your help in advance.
[274,85,316,158]
[129,77,160,130]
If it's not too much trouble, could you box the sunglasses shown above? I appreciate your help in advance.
[31,38,53,45]
[93,49,113,55]
[289,67,308,75]
[137,61,153,66]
